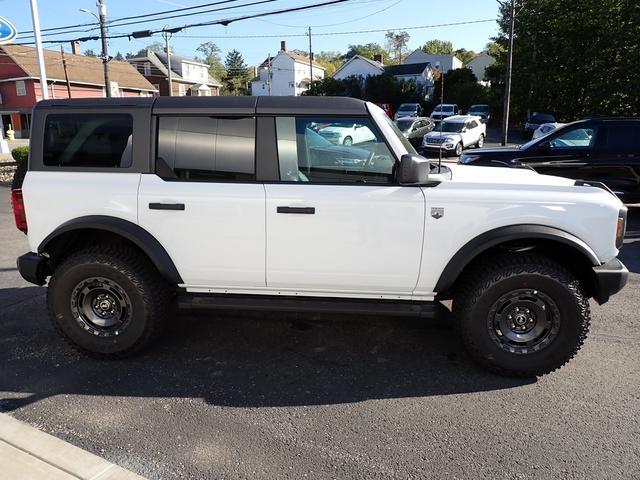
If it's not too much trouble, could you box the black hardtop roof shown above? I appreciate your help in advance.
[35,95,369,116]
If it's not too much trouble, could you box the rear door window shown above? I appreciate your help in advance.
[156,116,255,181]
[43,114,133,168]
[603,124,640,152]
[550,127,597,149]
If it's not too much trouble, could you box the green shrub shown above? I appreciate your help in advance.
[11,146,29,164]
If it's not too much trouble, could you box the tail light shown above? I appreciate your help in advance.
[11,188,27,234]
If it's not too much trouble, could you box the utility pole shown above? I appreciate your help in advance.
[98,0,111,97]
[29,0,49,100]
[501,0,516,146]
[163,28,173,96]
[267,53,272,96]
[60,46,72,98]
[307,27,313,90]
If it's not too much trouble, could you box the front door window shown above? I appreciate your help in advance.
[275,116,397,184]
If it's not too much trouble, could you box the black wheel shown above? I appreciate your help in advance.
[47,246,171,357]
[476,134,485,148]
[343,136,353,146]
[454,142,463,156]
[452,254,590,377]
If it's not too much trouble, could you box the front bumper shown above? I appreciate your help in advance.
[592,258,628,304]
[422,142,456,151]
[17,252,48,286]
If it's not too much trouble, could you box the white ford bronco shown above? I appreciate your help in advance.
[12,97,628,377]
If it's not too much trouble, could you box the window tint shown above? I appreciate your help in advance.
[275,116,396,184]
[156,116,255,181]
[43,114,133,168]
[604,125,640,151]
[550,127,596,149]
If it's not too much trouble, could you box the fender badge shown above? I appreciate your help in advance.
[431,207,444,219]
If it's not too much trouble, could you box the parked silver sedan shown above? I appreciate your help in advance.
[394,117,435,148]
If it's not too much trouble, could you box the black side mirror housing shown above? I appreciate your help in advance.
[538,140,552,152]
[397,154,430,185]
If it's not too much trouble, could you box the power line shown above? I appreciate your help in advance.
[14,0,354,45]
[17,0,253,36]
[16,0,283,40]
[174,18,497,39]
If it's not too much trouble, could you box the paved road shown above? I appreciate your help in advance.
[0,185,638,480]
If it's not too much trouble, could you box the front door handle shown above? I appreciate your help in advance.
[149,202,185,211]
[277,206,315,214]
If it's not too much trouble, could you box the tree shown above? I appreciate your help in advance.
[84,49,97,57]
[421,39,454,55]
[490,0,640,122]
[304,77,362,98]
[432,68,488,112]
[113,51,125,61]
[385,31,411,62]
[343,43,386,61]
[130,42,167,58]
[196,41,226,82]
[314,51,344,77]
[224,49,249,96]
[454,48,476,65]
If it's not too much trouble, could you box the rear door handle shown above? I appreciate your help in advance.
[277,206,315,214]
[149,202,185,211]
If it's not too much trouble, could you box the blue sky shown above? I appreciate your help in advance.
[5,0,500,66]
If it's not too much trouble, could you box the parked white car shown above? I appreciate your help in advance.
[533,122,566,139]
[317,122,376,146]
[422,115,486,156]
[430,104,459,121]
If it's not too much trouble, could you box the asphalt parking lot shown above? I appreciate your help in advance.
[1,184,638,480]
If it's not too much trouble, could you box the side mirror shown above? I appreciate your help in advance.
[538,140,552,151]
[397,154,430,185]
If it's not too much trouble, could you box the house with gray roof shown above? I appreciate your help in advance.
[127,50,221,96]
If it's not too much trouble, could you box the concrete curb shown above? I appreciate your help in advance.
[0,413,145,479]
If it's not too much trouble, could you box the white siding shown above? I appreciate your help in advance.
[333,57,383,80]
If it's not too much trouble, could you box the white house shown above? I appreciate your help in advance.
[466,51,495,84]
[332,55,384,81]
[251,41,325,96]
[403,50,462,73]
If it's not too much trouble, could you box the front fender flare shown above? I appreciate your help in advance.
[434,224,600,296]
[39,215,183,285]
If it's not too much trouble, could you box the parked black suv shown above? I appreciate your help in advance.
[459,118,640,204]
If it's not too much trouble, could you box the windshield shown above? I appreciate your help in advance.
[529,113,555,123]
[395,119,414,131]
[434,105,454,112]
[433,120,464,133]
[380,114,417,154]
[398,104,417,111]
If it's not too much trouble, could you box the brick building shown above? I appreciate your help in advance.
[0,44,157,138]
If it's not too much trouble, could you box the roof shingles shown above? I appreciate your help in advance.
[1,44,156,91]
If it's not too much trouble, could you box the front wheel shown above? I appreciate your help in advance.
[47,246,171,357]
[453,142,463,157]
[452,254,590,377]
[476,134,485,148]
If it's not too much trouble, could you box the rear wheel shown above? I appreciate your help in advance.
[47,246,171,357]
[452,254,590,377]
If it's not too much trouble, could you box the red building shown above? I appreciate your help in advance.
[0,45,157,138]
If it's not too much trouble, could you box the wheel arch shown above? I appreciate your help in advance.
[434,225,600,299]
[39,215,183,285]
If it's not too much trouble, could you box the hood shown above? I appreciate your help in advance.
[446,163,575,187]
[319,126,347,135]
[426,131,461,139]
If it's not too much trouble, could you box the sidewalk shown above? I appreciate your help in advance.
[0,413,145,480]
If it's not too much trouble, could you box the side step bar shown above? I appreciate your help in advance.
[177,293,449,319]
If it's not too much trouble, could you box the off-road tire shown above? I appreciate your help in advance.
[452,253,590,377]
[47,246,172,358]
